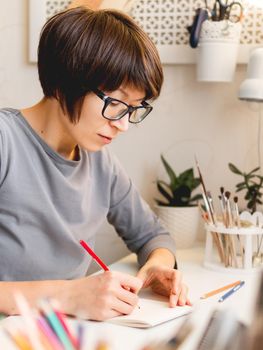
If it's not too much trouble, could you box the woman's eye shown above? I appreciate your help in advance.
[110,100,121,107]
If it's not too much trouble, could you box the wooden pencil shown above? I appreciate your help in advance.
[200,280,241,299]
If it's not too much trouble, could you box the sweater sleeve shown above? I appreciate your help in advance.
[107,154,176,267]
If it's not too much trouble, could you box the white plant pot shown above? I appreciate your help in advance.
[155,206,201,249]
[197,20,242,82]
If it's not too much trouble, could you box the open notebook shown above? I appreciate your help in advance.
[107,298,192,328]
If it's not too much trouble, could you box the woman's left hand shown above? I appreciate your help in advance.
[136,265,191,307]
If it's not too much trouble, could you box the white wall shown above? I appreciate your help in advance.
[0,1,261,269]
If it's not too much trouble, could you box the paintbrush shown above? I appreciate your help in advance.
[233,196,241,228]
[233,196,245,267]
[225,191,233,228]
[218,195,227,226]
[225,191,238,267]
[195,157,216,225]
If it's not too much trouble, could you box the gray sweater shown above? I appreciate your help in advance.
[0,108,176,281]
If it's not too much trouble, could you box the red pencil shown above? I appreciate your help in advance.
[80,239,141,309]
[79,240,109,271]
[54,309,79,349]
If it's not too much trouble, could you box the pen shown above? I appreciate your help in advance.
[218,281,245,303]
[200,280,241,299]
[79,239,109,271]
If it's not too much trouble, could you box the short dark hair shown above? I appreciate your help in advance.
[38,7,163,122]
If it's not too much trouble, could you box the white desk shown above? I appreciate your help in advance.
[0,244,260,350]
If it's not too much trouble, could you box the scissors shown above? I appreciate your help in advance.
[210,0,243,22]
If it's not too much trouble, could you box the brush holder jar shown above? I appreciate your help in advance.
[204,211,263,273]
[197,20,242,82]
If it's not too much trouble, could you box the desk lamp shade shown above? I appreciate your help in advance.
[238,48,263,102]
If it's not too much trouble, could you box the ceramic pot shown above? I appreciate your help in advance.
[155,205,201,249]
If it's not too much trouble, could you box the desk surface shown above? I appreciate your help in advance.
[0,244,260,350]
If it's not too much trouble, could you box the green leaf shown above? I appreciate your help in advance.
[189,194,203,203]
[157,182,173,204]
[236,182,246,188]
[228,163,242,175]
[178,168,194,183]
[157,180,171,192]
[154,199,170,206]
[160,155,177,188]
[247,167,260,175]
[236,188,245,193]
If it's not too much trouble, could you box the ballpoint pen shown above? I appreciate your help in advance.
[218,281,245,303]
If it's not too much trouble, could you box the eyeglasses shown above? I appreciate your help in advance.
[93,88,153,124]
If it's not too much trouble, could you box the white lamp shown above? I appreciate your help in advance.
[238,48,263,102]
[238,47,263,172]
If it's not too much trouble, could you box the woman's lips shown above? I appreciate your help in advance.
[98,134,113,144]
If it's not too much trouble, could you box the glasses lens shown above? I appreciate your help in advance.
[129,108,149,123]
[104,100,128,120]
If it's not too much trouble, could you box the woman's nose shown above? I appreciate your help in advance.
[109,115,129,132]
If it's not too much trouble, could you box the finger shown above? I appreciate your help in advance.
[116,272,143,294]
[112,297,137,315]
[122,285,131,291]
[178,284,189,306]
[152,267,183,295]
[169,293,179,308]
[116,286,140,307]
[186,298,192,306]
[170,270,183,295]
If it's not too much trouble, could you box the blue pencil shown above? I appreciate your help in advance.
[218,281,245,303]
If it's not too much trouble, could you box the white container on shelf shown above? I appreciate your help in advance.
[197,20,242,82]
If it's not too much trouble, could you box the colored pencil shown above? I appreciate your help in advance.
[37,315,64,350]
[39,299,75,350]
[54,309,78,349]
[79,240,109,271]
[4,328,33,350]
[79,239,140,310]
[14,292,45,350]
[200,280,241,299]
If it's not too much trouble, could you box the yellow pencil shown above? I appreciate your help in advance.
[200,280,241,299]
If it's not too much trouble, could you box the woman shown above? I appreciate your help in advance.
[0,7,190,320]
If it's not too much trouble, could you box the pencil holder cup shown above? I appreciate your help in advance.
[204,211,263,273]
[197,20,242,82]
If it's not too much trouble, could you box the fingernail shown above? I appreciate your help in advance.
[179,298,186,306]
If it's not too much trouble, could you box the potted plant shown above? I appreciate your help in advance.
[155,155,202,248]
[228,163,263,213]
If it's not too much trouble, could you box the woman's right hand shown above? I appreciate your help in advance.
[64,271,142,321]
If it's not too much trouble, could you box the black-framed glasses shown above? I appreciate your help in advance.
[93,88,153,124]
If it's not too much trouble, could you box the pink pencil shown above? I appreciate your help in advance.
[54,309,78,349]
[37,315,63,350]
[79,240,109,271]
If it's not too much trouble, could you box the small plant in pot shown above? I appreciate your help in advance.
[228,163,263,214]
[155,155,202,248]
